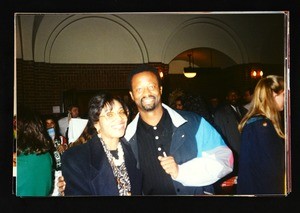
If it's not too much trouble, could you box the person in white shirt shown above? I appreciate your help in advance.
[58,105,80,139]
[67,118,88,147]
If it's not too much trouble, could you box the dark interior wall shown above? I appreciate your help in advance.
[17,59,283,117]
[17,60,136,116]
[165,71,226,101]
[166,63,284,103]
[16,60,167,117]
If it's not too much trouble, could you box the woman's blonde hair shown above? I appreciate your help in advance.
[238,75,285,139]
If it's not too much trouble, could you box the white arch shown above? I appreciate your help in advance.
[162,17,248,65]
[35,14,148,63]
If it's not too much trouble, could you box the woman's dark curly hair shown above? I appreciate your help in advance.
[17,105,53,155]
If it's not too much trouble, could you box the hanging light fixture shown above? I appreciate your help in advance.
[183,53,197,78]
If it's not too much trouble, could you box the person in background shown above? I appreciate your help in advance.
[61,93,142,196]
[184,94,213,123]
[16,105,54,196]
[123,64,232,195]
[44,115,68,154]
[58,104,80,140]
[214,89,248,156]
[169,89,212,123]
[213,88,248,194]
[168,88,185,110]
[67,118,90,148]
[44,115,69,196]
[207,96,220,119]
[242,86,255,111]
[174,96,185,110]
[237,75,285,195]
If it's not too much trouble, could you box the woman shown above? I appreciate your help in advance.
[16,106,54,196]
[44,115,68,154]
[237,75,285,195]
[44,115,70,196]
[61,93,142,196]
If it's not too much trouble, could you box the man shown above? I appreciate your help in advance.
[214,89,248,160]
[58,64,233,195]
[213,88,248,194]
[123,64,233,195]
[58,104,80,140]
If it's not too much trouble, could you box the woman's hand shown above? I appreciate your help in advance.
[57,144,67,154]
[13,152,16,167]
[57,176,66,196]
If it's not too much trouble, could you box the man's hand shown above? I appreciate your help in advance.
[158,155,179,179]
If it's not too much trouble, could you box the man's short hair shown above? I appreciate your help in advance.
[67,104,79,111]
[127,64,162,91]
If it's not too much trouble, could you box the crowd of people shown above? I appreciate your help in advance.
[14,65,286,196]
[14,102,90,196]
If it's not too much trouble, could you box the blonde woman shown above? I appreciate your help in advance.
[237,75,285,195]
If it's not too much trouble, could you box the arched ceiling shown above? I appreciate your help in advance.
[16,13,285,68]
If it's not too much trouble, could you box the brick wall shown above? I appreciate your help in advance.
[16,60,168,115]
[17,59,282,116]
